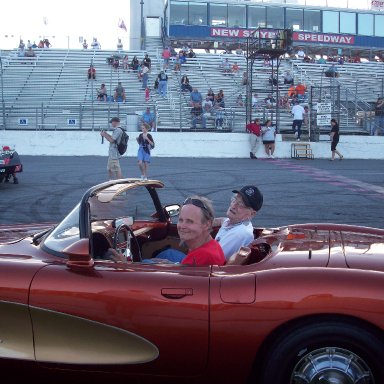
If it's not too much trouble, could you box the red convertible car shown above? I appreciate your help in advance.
[1,179,384,384]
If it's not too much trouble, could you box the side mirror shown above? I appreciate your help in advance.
[164,204,181,217]
[64,239,94,268]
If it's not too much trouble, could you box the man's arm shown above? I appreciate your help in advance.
[100,130,115,143]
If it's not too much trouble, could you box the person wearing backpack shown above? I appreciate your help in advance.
[246,118,261,159]
[100,117,125,180]
[136,123,154,180]
[157,70,168,97]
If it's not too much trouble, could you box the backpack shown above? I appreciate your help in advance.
[117,128,129,155]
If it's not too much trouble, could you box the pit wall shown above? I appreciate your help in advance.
[1,131,384,159]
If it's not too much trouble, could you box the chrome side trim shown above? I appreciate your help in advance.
[30,306,159,365]
[0,301,35,360]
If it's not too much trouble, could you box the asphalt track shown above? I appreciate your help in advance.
[1,156,384,229]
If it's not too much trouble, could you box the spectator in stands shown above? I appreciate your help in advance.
[82,39,88,49]
[27,40,32,49]
[117,38,123,50]
[31,41,37,49]
[338,56,344,65]
[170,46,177,57]
[261,120,276,159]
[279,95,291,112]
[188,49,196,58]
[122,55,129,71]
[235,46,243,55]
[288,85,296,98]
[297,48,305,59]
[114,82,126,102]
[97,84,107,102]
[236,94,244,107]
[181,75,192,92]
[317,56,327,64]
[213,95,225,129]
[162,47,171,70]
[202,96,213,117]
[43,38,51,48]
[145,87,150,102]
[329,119,343,161]
[113,58,120,70]
[179,50,187,65]
[263,55,271,67]
[246,118,261,159]
[24,47,36,60]
[291,101,305,141]
[303,55,312,63]
[91,38,100,49]
[252,93,259,108]
[295,82,307,101]
[207,88,215,103]
[217,89,225,103]
[283,71,294,85]
[37,40,44,49]
[264,94,275,109]
[190,88,203,107]
[325,64,339,78]
[157,70,168,97]
[231,61,240,74]
[18,40,25,50]
[174,55,181,72]
[269,74,278,86]
[142,54,151,69]
[222,58,231,74]
[131,56,139,71]
[191,104,206,129]
[141,107,156,131]
[242,71,248,86]
[374,97,384,135]
[87,65,96,80]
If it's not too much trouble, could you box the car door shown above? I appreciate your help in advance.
[29,260,210,378]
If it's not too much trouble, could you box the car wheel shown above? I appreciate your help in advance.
[258,320,384,384]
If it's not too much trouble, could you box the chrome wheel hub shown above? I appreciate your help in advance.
[291,347,374,384]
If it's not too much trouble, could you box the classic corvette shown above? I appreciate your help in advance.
[1,178,384,384]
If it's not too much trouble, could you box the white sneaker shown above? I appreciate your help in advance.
[140,175,145,180]
[267,154,272,158]
[294,131,298,138]
[270,155,275,159]
[296,138,301,141]
[144,177,148,181]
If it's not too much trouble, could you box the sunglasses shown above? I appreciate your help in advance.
[183,198,213,219]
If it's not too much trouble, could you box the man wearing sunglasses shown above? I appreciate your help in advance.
[178,196,225,266]
[214,185,263,260]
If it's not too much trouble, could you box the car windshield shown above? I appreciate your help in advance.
[43,183,161,256]
[43,203,81,254]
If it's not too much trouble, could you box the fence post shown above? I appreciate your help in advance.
[40,103,44,130]
[79,103,83,130]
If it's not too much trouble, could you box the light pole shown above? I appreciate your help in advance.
[140,0,145,50]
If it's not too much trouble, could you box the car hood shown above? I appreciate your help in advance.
[0,223,54,244]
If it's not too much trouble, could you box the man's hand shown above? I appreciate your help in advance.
[108,248,127,263]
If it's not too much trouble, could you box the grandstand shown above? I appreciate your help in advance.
[0,39,382,137]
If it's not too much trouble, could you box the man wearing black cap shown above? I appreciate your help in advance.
[214,185,263,260]
[100,117,123,180]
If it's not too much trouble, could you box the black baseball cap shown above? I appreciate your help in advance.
[110,117,120,123]
[232,186,263,212]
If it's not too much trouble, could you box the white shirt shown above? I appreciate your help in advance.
[215,219,254,260]
[291,104,305,120]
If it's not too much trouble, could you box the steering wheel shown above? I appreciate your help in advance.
[112,224,142,262]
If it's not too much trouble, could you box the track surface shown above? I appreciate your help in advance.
[1,156,383,229]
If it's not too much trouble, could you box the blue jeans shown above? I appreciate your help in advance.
[158,80,167,97]
[374,116,384,135]
[192,114,206,128]
[142,73,148,89]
